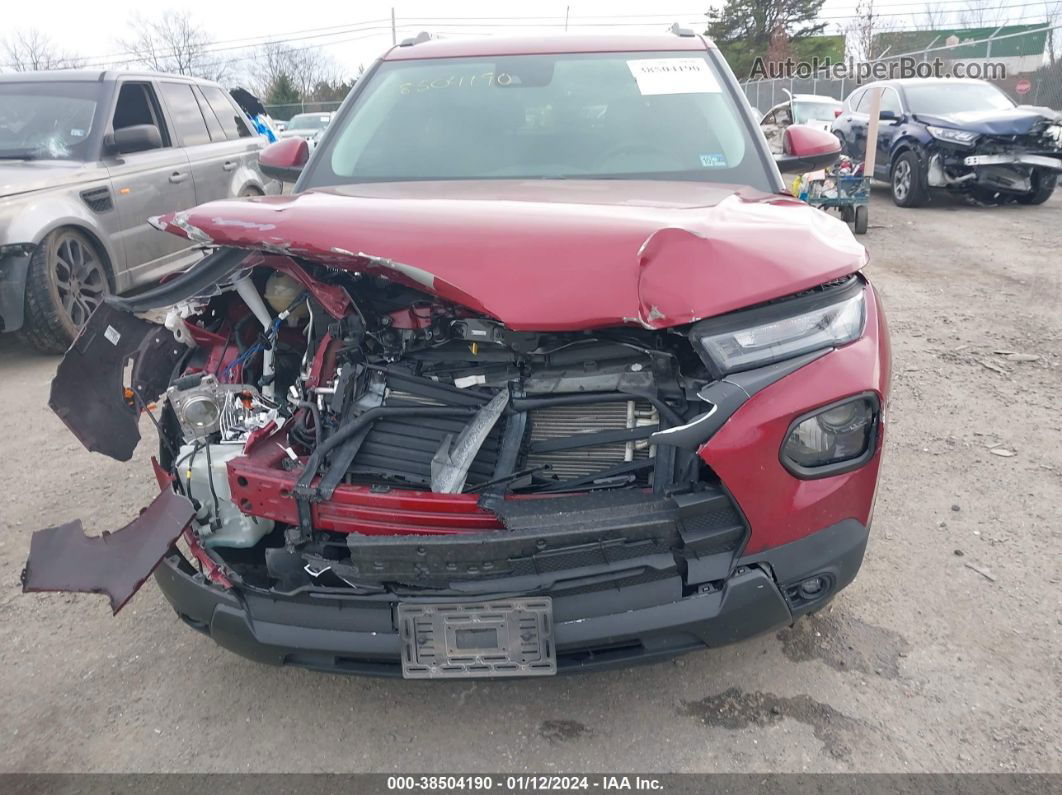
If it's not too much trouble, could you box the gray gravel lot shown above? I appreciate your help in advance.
[1,189,1060,773]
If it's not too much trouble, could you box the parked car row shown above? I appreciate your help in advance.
[761,78,1062,207]
[0,70,277,352]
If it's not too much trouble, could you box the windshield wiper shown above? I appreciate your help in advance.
[0,153,37,161]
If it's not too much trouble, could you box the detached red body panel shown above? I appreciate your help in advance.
[157,180,866,330]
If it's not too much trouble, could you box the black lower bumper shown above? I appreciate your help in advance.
[0,250,32,333]
[154,519,869,676]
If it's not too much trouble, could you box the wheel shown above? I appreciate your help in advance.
[854,204,869,234]
[17,228,111,354]
[840,205,855,224]
[1016,169,1057,205]
[238,185,264,198]
[890,151,928,207]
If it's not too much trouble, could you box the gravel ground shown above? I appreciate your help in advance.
[1,189,1059,773]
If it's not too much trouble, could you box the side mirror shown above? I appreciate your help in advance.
[259,138,309,183]
[774,125,842,173]
[107,124,163,155]
[879,109,900,121]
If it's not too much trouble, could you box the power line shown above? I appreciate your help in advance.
[4,5,1051,73]
[8,13,709,69]
[67,22,397,70]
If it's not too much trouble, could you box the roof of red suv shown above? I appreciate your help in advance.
[383,33,712,61]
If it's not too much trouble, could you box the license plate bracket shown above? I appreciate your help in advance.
[398,598,556,679]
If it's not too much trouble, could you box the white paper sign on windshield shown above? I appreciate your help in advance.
[627,58,721,95]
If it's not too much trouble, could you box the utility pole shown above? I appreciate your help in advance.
[564,5,570,32]
[391,7,397,46]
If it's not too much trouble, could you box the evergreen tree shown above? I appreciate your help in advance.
[706,0,829,80]
[266,72,300,116]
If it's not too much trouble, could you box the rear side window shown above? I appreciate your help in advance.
[192,86,226,141]
[160,82,211,146]
[846,89,865,112]
[201,86,254,140]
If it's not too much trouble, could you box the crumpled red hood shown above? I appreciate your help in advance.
[156,179,867,330]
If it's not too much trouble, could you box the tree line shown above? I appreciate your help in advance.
[2,10,361,114]
[708,0,1062,80]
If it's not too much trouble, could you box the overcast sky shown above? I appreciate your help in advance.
[3,0,1049,79]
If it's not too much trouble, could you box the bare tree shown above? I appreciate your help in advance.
[959,0,1008,28]
[245,41,342,100]
[918,3,955,30]
[4,28,83,72]
[846,0,895,62]
[117,11,230,82]
[1045,0,1062,64]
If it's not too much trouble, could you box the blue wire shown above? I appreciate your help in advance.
[224,315,283,378]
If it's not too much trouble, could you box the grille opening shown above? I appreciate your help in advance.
[339,389,662,492]
[526,400,658,482]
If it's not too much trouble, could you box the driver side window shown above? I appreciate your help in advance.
[111,83,170,146]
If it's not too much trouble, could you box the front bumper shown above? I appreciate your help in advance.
[962,153,1062,170]
[0,248,33,333]
[155,518,869,676]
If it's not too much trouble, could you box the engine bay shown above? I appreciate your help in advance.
[146,253,738,595]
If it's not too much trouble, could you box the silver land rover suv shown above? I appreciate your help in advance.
[0,70,277,352]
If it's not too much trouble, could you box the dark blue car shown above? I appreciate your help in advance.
[832,78,1062,207]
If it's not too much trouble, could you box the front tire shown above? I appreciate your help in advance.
[891,151,928,207]
[1016,169,1057,205]
[17,228,111,354]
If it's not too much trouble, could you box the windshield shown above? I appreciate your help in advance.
[288,113,330,130]
[0,82,99,161]
[306,51,771,190]
[792,100,841,124]
[905,82,1014,115]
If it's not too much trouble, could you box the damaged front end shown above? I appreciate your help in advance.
[923,112,1062,201]
[26,213,881,674]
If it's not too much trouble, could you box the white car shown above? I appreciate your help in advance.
[278,112,333,149]
[760,94,843,153]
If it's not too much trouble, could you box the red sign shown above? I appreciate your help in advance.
[1015,78,1032,96]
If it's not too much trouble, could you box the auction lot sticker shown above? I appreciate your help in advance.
[627,58,721,95]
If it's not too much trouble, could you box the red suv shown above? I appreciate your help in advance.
[26,32,889,679]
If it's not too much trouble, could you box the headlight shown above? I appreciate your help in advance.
[927,126,979,146]
[781,394,879,476]
[689,280,865,376]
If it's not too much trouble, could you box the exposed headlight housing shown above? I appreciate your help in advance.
[781,393,880,477]
[689,278,866,377]
[927,125,979,146]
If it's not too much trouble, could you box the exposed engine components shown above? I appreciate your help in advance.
[265,271,309,323]
[166,374,278,442]
[179,442,275,549]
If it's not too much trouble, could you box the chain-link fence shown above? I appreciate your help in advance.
[740,25,1062,114]
[263,100,343,121]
